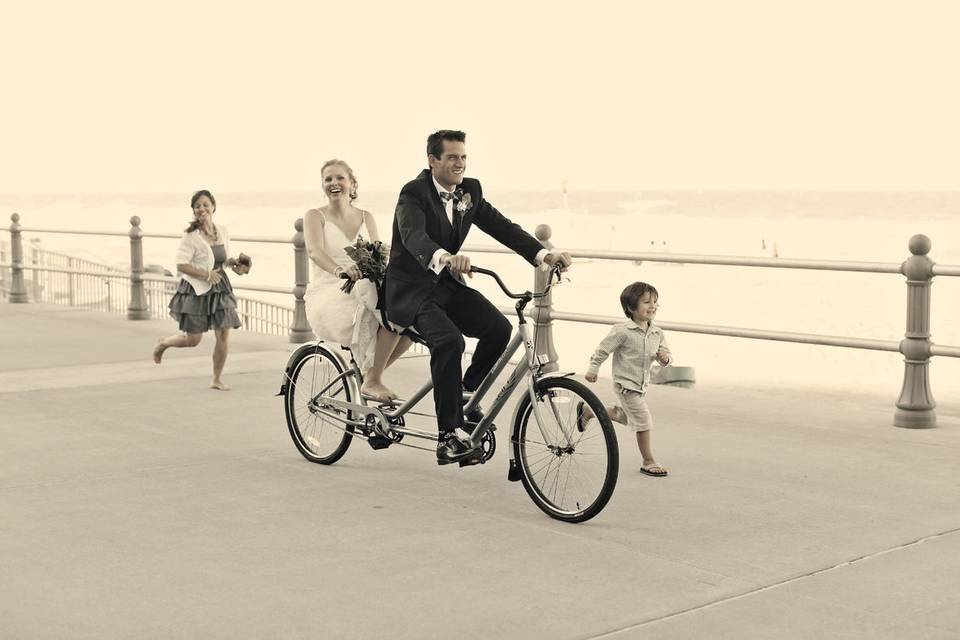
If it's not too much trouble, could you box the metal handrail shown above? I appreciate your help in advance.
[18,227,291,244]
[551,311,902,352]
[4,213,955,428]
[5,262,295,297]
[465,243,929,275]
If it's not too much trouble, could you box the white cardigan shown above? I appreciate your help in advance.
[175,225,231,296]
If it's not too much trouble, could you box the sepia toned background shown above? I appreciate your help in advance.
[4,0,960,193]
[3,0,960,397]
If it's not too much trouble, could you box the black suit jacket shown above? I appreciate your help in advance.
[383,169,544,327]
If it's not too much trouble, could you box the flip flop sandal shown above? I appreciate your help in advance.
[640,466,668,477]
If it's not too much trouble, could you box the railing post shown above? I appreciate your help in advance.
[127,216,150,319]
[532,223,559,373]
[289,217,315,343]
[9,213,28,303]
[30,238,42,301]
[894,234,936,428]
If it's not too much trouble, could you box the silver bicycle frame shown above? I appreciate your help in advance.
[295,305,572,453]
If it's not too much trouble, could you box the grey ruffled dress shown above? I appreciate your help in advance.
[168,244,242,333]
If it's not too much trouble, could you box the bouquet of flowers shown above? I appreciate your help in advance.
[341,235,389,294]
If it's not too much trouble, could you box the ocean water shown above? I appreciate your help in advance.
[4,190,960,402]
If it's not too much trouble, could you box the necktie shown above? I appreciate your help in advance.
[439,189,464,239]
[438,188,463,203]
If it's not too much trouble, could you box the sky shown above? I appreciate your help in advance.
[2,0,959,193]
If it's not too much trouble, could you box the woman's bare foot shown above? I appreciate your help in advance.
[640,462,668,477]
[210,379,231,391]
[153,339,167,364]
[361,380,397,403]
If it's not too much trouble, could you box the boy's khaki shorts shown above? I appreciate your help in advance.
[617,387,652,433]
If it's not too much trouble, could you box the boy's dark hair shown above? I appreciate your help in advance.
[620,281,659,318]
[427,129,466,159]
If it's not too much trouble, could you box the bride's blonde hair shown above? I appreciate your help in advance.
[321,159,359,201]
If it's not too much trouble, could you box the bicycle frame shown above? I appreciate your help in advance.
[286,265,572,455]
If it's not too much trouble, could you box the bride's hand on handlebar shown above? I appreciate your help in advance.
[443,254,472,277]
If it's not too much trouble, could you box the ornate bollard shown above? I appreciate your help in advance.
[894,234,936,428]
[9,213,28,303]
[127,216,150,319]
[289,218,315,343]
[532,224,559,373]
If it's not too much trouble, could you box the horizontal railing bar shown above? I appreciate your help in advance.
[18,228,130,238]
[467,244,909,274]
[232,284,291,295]
[933,264,960,277]
[11,233,960,275]
[930,344,960,358]
[16,227,290,244]
[139,273,292,295]
[226,235,291,244]
[6,264,126,277]
[545,309,908,354]
[0,263,293,299]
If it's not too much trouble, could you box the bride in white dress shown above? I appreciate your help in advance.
[303,159,411,402]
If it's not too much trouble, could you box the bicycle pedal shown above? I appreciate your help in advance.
[366,434,393,450]
[507,459,522,482]
[458,449,485,468]
[363,394,400,407]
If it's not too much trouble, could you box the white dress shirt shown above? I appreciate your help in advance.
[428,174,550,274]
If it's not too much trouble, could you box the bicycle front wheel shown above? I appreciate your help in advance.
[513,377,618,523]
[285,346,354,464]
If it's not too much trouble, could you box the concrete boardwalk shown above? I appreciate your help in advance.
[2,303,960,639]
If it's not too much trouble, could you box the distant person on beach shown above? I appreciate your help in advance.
[303,159,412,402]
[383,129,572,466]
[152,190,251,390]
[579,281,672,477]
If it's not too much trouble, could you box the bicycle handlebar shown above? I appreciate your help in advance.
[469,264,563,300]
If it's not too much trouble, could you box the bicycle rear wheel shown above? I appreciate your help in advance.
[512,377,618,523]
[285,346,354,464]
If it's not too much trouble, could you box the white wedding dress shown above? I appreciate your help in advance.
[303,215,380,371]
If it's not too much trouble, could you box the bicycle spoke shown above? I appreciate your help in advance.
[285,349,354,464]
[514,378,618,522]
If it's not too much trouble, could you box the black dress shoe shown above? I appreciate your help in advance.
[437,433,478,465]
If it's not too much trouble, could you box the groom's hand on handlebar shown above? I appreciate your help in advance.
[442,253,473,277]
[543,251,572,271]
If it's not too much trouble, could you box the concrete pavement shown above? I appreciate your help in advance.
[2,303,960,639]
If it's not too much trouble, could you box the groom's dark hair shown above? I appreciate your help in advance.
[427,130,466,159]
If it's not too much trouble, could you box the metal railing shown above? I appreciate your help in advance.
[468,226,958,430]
[2,214,296,338]
[5,213,960,428]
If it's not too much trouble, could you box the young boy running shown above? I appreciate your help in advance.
[581,281,672,477]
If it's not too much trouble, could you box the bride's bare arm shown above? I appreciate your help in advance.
[363,210,381,243]
[304,209,346,276]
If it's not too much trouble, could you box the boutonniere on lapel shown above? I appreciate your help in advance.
[455,192,472,214]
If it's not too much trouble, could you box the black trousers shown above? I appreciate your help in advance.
[411,275,511,432]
